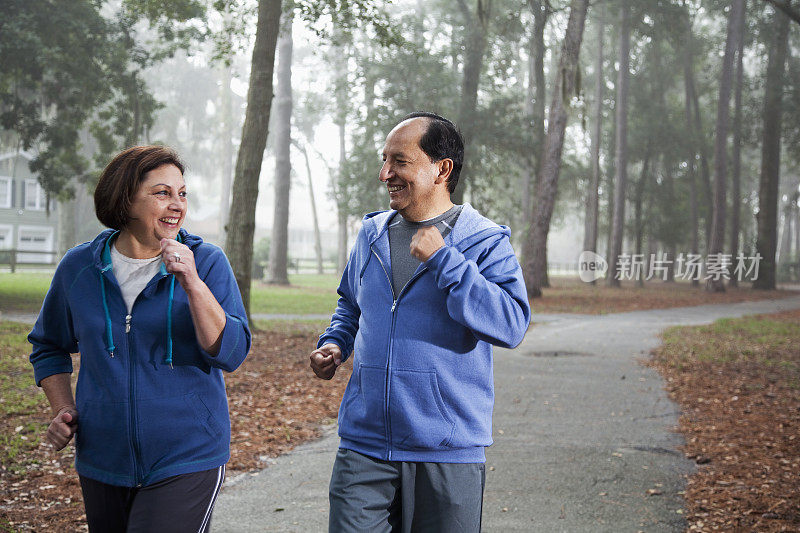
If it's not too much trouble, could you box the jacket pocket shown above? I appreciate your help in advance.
[137,393,223,473]
[75,399,134,481]
[389,369,455,450]
[338,364,386,443]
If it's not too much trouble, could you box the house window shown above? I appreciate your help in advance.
[0,225,11,249]
[25,179,46,210]
[0,177,11,208]
[17,226,54,263]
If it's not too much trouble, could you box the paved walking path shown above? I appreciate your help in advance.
[213,295,800,532]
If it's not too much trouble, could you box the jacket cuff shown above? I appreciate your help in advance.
[424,245,456,276]
[317,336,350,362]
[34,360,73,387]
[199,313,249,372]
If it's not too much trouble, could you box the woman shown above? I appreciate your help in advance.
[28,145,251,532]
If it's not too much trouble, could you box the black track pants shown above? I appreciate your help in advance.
[79,465,225,533]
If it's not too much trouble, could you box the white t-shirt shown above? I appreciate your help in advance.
[110,244,164,313]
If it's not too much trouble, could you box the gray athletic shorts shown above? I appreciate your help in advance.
[329,448,485,532]
[79,465,225,533]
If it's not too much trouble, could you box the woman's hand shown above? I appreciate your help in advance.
[161,238,200,291]
[160,238,226,355]
[47,406,78,451]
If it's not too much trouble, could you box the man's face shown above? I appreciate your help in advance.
[379,118,445,221]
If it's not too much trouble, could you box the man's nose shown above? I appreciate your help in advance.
[379,162,391,182]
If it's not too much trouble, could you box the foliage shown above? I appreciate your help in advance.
[0,0,208,198]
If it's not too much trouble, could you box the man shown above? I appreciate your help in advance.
[310,112,530,532]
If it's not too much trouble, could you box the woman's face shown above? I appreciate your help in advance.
[125,164,187,246]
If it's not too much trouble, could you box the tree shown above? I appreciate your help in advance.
[707,0,745,292]
[0,0,205,199]
[583,8,604,272]
[607,0,632,288]
[523,0,590,297]
[454,0,493,205]
[754,6,791,289]
[519,0,551,274]
[267,12,294,285]
[729,2,746,287]
[225,0,283,316]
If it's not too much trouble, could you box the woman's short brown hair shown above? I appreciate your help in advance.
[94,145,185,230]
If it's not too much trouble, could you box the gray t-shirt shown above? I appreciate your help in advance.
[388,204,463,296]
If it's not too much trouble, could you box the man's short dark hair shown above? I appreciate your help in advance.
[400,111,464,194]
[94,145,185,230]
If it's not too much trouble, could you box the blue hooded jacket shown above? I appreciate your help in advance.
[318,204,530,463]
[29,229,250,487]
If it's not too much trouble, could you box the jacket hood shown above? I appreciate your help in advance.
[361,203,509,251]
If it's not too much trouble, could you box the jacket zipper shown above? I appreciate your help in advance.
[126,313,144,486]
[369,246,430,459]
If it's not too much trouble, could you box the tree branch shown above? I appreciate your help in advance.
[456,0,473,22]
[764,0,800,25]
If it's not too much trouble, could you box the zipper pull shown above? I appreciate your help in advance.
[125,314,132,333]
[391,300,397,312]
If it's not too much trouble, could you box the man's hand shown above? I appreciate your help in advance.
[47,407,78,451]
[410,226,445,262]
[310,343,342,380]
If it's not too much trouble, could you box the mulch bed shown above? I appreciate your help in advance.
[0,326,349,532]
[650,310,800,532]
[533,279,796,314]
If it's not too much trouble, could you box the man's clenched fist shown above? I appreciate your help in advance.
[310,343,342,380]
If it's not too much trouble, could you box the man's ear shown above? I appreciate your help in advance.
[435,159,453,184]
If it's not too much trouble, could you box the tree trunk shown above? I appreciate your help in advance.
[523,0,590,297]
[267,15,293,285]
[707,0,744,292]
[454,0,492,205]
[755,8,790,289]
[634,153,651,288]
[607,1,631,288]
[583,9,604,273]
[519,0,549,272]
[297,142,324,274]
[336,121,348,276]
[219,63,234,244]
[681,4,713,248]
[728,4,746,287]
[224,0,283,317]
[778,202,793,265]
[682,19,700,287]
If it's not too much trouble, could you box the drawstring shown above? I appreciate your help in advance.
[99,231,181,368]
[166,275,175,368]
[100,265,115,358]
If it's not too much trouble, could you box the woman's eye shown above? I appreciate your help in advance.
[179,191,187,198]
[155,190,168,196]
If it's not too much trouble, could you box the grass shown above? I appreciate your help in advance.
[250,274,340,315]
[0,274,52,314]
[0,272,341,317]
[660,315,799,364]
[0,322,47,472]
[1,272,796,319]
